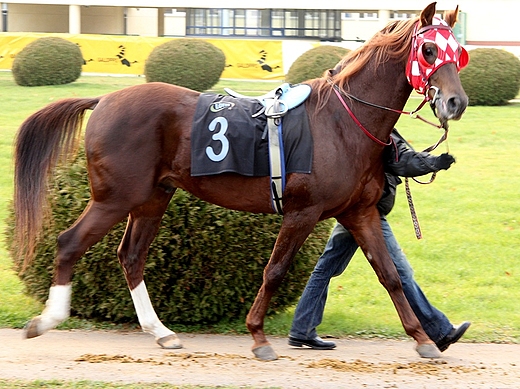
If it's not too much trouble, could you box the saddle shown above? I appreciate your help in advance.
[225,83,311,214]
[224,83,311,117]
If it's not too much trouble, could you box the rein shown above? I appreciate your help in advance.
[330,84,391,147]
[328,78,445,131]
[400,134,448,239]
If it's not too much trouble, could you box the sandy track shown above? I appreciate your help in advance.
[1,329,519,388]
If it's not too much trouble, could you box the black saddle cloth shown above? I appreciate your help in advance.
[190,93,313,177]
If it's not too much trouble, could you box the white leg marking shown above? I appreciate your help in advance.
[38,284,72,332]
[130,280,176,340]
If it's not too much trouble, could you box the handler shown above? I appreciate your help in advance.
[288,129,470,352]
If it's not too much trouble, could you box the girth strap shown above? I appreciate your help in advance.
[264,92,287,214]
[267,117,284,214]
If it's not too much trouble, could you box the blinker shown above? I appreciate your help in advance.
[417,41,469,71]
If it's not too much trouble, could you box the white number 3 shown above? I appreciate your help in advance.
[205,117,229,162]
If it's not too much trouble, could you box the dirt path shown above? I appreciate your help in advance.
[1,328,519,388]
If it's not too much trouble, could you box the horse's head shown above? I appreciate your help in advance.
[406,2,469,127]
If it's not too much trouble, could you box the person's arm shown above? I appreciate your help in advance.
[383,131,455,177]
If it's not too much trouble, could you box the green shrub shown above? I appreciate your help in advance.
[144,39,226,92]
[285,45,350,84]
[7,149,333,325]
[12,37,83,86]
[459,48,520,106]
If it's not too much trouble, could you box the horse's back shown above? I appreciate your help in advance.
[91,82,200,124]
[86,82,199,154]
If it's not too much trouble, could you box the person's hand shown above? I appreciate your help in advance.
[434,153,456,170]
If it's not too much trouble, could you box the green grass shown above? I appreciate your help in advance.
[0,72,519,349]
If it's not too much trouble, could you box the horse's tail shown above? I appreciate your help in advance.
[14,97,100,268]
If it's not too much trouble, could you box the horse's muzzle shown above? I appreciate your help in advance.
[432,90,468,124]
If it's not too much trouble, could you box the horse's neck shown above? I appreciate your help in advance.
[347,60,412,141]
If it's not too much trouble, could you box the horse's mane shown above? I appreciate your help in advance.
[310,16,419,102]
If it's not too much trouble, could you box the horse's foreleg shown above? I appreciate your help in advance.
[118,190,181,349]
[247,209,321,361]
[342,211,441,359]
[25,201,129,339]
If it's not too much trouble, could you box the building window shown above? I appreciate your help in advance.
[186,8,341,40]
[343,12,379,20]
[391,12,417,20]
[1,4,7,32]
[359,12,378,19]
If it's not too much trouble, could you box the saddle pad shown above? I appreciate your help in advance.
[191,93,312,177]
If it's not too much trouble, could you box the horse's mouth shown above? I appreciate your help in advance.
[433,94,468,124]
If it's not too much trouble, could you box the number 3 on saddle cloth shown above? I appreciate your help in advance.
[191,85,312,214]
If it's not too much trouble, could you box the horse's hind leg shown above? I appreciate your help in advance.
[25,201,130,338]
[117,189,181,349]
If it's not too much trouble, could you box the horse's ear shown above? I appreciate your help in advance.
[420,2,437,27]
[444,5,460,28]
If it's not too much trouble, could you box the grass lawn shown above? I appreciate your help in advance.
[0,71,519,347]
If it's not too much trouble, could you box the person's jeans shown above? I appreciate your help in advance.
[290,219,453,343]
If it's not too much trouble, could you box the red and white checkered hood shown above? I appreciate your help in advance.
[406,17,469,94]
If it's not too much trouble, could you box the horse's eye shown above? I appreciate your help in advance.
[421,44,438,65]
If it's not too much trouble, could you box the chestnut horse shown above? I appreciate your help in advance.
[14,3,468,361]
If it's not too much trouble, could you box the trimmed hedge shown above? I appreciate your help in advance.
[12,37,83,86]
[144,39,226,92]
[459,48,520,106]
[285,45,350,84]
[7,149,333,325]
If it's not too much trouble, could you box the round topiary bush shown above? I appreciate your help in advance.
[145,39,226,92]
[12,37,83,86]
[285,45,350,84]
[7,148,333,326]
[459,48,520,106]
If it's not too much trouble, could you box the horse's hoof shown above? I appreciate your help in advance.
[24,317,42,339]
[416,343,441,358]
[253,345,278,361]
[157,334,183,349]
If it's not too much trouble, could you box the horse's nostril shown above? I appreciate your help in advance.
[447,95,467,116]
[448,96,460,111]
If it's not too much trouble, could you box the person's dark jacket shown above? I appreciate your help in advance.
[377,129,455,216]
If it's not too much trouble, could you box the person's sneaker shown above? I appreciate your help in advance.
[288,336,336,350]
[436,321,471,352]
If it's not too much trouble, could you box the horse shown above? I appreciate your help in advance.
[13,2,468,361]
